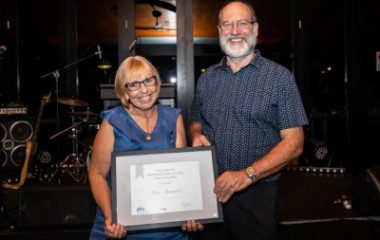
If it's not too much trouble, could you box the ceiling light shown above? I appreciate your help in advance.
[97,59,112,70]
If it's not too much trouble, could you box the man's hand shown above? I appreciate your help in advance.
[214,170,252,203]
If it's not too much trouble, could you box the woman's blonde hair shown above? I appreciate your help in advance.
[114,56,161,108]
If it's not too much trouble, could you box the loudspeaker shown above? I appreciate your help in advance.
[347,166,380,216]
[18,183,96,227]
[0,117,33,182]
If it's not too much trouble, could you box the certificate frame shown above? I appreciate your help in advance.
[111,146,223,231]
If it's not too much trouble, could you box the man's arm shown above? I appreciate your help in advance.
[251,126,305,179]
[214,126,305,203]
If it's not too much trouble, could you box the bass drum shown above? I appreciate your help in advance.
[82,123,99,148]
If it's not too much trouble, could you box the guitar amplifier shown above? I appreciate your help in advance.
[0,103,28,116]
[1,116,34,183]
[1,103,31,183]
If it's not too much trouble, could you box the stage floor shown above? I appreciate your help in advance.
[1,169,380,240]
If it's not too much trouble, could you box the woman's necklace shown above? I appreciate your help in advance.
[145,107,156,141]
[129,105,156,141]
[145,115,152,140]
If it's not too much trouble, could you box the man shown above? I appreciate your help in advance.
[189,1,309,239]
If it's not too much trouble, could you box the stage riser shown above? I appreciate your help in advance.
[18,183,96,227]
[347,166,380,216]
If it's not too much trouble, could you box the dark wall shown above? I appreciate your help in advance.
[347,0,380,174]
[1,0,380,174]
[0,0,19,103]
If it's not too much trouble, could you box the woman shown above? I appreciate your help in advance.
[88,56,202,239]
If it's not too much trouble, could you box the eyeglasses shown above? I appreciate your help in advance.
[219,19,255,31]
[125,76,157,91]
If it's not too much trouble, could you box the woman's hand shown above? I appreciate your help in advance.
[181,220,204,232]
[104,217,127,239]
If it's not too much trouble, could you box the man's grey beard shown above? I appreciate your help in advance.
[219,33,257,58]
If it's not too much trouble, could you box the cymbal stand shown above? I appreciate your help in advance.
[49,114,86,183]
[58,131,87,183]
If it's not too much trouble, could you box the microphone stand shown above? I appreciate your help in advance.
[40,50,101,160]
[0,51,4,101]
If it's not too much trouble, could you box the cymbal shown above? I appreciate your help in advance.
[58,98,89,107]
[70,109,99,116]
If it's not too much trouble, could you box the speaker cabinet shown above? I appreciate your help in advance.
[347,166,380,216]
[18,183,96,227]
[0,117,33,182]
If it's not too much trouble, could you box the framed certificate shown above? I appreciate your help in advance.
[111,146,223,231]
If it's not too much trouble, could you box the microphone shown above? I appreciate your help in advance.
[128,39,137,53]
[0,45,6,54]
[97,44,102,59]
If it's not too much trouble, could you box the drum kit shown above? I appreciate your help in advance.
[41,97,99,183]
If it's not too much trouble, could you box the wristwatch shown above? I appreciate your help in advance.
[245,166,257,183]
